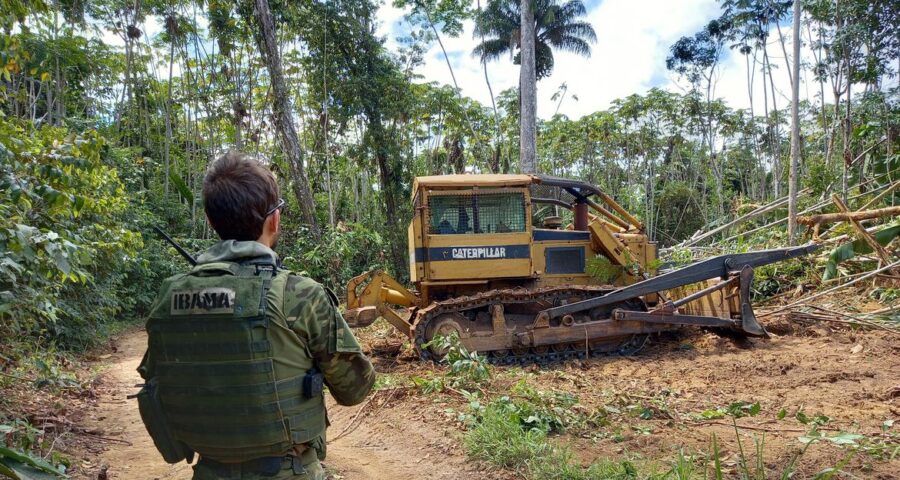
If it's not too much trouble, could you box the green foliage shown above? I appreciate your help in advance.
[395,0,472,37]
[699,404,891,480]
[464,391,681,479]
[0,418,68,479]
[0,446,67,479]
[0,120,145,348]
[415,332,491,393]
[751,258,813,301]
[823,224,900,280]
[586,255,622,284]
[504,381,589,433]
[803,156,841,197]
[464,400,551,473]
[654,182,706,246]
[474,0,597,80]
[796,415,899,463]
[283,223,389,292]
[465,396,642,479]
[692,401,760,421]
[870,287,899,303]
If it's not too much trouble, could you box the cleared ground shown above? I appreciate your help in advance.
[65,315,899,479]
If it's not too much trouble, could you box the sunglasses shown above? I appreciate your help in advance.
[265,198,286,217]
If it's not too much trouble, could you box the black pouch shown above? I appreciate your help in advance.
[135,378,194,464]
[302,369,324,399]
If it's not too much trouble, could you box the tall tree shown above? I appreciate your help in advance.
[788,0,801,244]
[474,0,597,172]
[520,0,537,172]
[249,0,320,236]
[667,18,732,216]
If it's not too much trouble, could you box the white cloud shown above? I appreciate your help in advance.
[375,0,900,121]
[377,0,727,119]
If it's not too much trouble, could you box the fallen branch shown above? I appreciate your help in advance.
[691,420,835,433]
[330,387,404,442]
[862,304,899,316]
[848,137,887,167]
[831,195,894,266]
[712,173,894,245]
[0,371,33,382]
[819,225,883,245]
[759,259,900,318]
[798,306,900,336]
[858,180,900,211]
[71,427,134,446]
[798,205,900,227]
[678,191,807,248]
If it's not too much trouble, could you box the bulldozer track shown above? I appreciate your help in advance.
[411,285,650,363]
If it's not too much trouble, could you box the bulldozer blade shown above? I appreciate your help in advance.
[738,265,768,337]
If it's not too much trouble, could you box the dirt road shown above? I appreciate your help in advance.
[73,329,478,480]
[71,321,898,479]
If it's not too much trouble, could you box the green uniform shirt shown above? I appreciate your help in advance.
[139,240,376,451]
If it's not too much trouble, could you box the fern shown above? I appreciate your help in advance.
[586,255,621,284]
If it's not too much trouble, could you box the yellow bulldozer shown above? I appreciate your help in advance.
[343,174,816,362]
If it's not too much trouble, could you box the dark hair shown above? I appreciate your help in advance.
[202,151,279,241]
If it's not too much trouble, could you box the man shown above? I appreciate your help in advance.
[138,151,375,479]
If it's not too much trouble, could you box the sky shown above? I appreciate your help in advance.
[375,0,810,119]
[102,0,896,122]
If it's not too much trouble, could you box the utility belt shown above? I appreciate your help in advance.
[197,446,318,477]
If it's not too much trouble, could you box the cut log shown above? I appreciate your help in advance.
[797,205,900,227]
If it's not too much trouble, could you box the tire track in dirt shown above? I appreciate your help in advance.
[74,329,474,480]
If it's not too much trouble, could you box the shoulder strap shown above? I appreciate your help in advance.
[255,265,277,316]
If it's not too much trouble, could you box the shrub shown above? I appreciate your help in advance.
[0,120,142,349]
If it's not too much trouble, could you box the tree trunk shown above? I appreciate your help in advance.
[477,0,505,172]
[764,48,783,198]
[164,36,175,196]
[758,34,772,199]
[745,51,763,200]
[842,70,852,203]
[809,21,828,162]
[252,0,320,237]
[787,0,802,245]
[519,0,537,173]
[704,73,723,219]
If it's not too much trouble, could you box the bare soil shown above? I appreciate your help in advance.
[62,317,899,479]
[67,329,490,480]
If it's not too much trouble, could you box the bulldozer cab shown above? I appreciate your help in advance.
[410,175,534,284]
[408,174,654,292]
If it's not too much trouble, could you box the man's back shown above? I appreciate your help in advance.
[137,152,375,480]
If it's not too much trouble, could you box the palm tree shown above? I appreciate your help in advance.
[475,0,596,173]
[474,0,597,80]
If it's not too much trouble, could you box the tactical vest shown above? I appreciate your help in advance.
[145,261,326,463]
